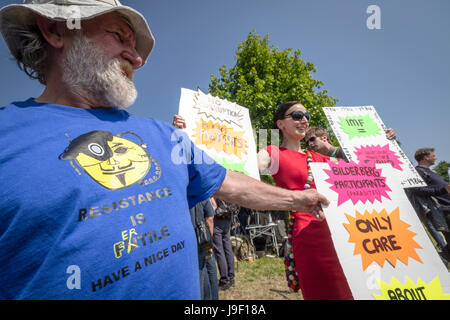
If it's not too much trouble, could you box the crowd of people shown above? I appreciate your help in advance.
[0,0,448,300]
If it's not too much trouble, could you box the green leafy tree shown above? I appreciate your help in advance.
[433,161,450,183]
[209,31,338,144]
[208,31,338,184]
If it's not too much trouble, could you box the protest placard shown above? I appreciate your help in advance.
[323,106,426,188]
[177,88,259,180]
[310,106,450,300]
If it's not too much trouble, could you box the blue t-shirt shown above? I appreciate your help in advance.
[0,99,226,299]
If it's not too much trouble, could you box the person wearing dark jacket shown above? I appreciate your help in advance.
[190,199,219,300]
[407,148,450,261]
[211,197,239,291]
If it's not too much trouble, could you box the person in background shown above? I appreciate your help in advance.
[407,148,450,262]
[304,126,397,161]
[190,199,219,300]
[210,197,239,291]
[237,206,253,235]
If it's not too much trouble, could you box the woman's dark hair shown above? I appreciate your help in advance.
[272,101,302,138]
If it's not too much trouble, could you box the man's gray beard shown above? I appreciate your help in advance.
[62,35,138,109]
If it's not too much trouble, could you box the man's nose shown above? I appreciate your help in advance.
[121,46,143,69]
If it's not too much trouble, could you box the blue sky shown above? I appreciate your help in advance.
[0,0,449,166]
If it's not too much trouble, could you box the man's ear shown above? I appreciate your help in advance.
[276,119,284,131]
[35,15,65,49]
[320,134,328,143]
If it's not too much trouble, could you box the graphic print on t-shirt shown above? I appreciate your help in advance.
[59,130,161,190]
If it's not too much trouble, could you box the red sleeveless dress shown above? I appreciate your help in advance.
[266,145,353,300]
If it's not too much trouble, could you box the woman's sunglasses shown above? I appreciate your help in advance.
[283,110,311,122]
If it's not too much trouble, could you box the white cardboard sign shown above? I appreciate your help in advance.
[323,106,426,188]
[177,88,260,180]
[310,106,450,300]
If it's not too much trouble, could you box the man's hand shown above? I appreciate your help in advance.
[292,189,329,221]
[172,114,186,129]
[446,185,450,194]
[214,170,330,221]
[385,128,396,140]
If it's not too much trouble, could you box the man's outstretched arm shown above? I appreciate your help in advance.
[213,170,329,221]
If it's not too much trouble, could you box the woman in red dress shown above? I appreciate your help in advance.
[258,101,353,300]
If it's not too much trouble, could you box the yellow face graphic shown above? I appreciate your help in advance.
[60,131,159,190]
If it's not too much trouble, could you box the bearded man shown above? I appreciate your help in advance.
[0,1,328,299]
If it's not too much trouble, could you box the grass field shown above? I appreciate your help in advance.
[218,256,303,300]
